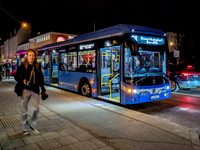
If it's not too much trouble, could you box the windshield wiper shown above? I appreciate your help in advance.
[135,74,148,86]
[133,73,169,86]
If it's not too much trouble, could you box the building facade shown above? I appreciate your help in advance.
[29,32,77,49]
[166,32,184,52]
[0,45,3,59]
[18,42,30,51]
[0,24,31,63]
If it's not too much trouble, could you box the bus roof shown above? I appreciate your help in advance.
[37,24,165,51]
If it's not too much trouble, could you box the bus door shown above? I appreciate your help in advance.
[51,53,59,86]
[98,46,120,102]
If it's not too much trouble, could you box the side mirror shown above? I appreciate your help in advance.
[125,39,138,56]
[129,42,138,56]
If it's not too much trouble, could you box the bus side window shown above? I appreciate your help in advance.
[78,50,96,73]
[59,53,68,71]
[68,52,77,71]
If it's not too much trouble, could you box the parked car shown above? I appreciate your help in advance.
[169,64,200,92]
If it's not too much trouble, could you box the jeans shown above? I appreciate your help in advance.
[20,89,40,131]
[6,69,10,79]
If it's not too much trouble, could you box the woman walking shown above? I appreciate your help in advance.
[15,49,47,135]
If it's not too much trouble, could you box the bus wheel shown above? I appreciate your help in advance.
[170,80,179,92]
[81,82,91,96]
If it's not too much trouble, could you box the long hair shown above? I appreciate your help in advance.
[22,49,40,71]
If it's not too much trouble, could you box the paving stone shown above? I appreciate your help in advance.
[16,143,42,150]
[37,121,49,127]
[37,139,62,150]
[45,119,63,125]
[22,134,44,144]
[56,135,79,145]
[0,133,9,143]
[37,116,50,122]
[71,126,85,133]
[74,140,99,150]
[13,126,23,132]
[46,115,62,120]
[41,131,62,140]
[95,146,115,150]
[57,122,75,128]
[90,138,107,147]
[0,127,15,134]
[58,118,69,123]
[36,127,47,134]
[57,127,77,136]
[73,132,95,141]
[1,138,24,149]
[43,124,62,132]
[54,144,79,150]
[8,131,24,139]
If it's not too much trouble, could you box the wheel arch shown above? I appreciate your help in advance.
[78,77,91,93]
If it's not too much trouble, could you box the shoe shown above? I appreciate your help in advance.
[23,130,30,135]
[29,125,40,134]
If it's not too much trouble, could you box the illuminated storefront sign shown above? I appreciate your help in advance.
[131,35,165,45]
[56,36,66,42]
[79,43,94,50]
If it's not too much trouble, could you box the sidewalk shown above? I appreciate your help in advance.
[0,79,200,150]
[0,80,114,150]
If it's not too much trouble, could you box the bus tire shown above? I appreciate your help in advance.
[170,80,179,92]
[81,82,91,97]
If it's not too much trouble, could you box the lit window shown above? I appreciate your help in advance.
[48,35,50,40]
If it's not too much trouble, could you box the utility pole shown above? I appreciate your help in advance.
[94,19,95,31]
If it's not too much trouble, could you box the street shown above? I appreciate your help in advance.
[128,88,200,130]
[0,79,200,150]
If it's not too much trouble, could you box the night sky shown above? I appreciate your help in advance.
[0,0,199,43]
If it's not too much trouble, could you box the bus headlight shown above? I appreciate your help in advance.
[127,88,132,93]
[166,85,170,90]
[133,89,137,94]
[127,88,137,94]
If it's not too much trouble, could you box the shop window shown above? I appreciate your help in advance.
[78,50,96,73]
[68,52,77,71]
[59,53,68,71]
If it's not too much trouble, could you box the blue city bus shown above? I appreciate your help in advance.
[37,24,171,105]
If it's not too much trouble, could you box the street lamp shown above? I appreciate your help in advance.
[22,22,27,28]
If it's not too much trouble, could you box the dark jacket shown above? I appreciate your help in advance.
[4,63,11,69]
[0,64,3,74]
[14,63,46,96]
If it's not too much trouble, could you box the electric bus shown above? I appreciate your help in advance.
[37,24,171,105]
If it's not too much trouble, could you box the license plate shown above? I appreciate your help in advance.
[151,95,159,99]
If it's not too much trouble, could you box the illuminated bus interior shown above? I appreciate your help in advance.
[99,46,120,102]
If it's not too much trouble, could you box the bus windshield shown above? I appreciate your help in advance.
[124,47,165,79]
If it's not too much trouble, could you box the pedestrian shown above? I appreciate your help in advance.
[3,60,11,79]
[0,62,3,81]
[15,49,48,135]
[134,60,141,75]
